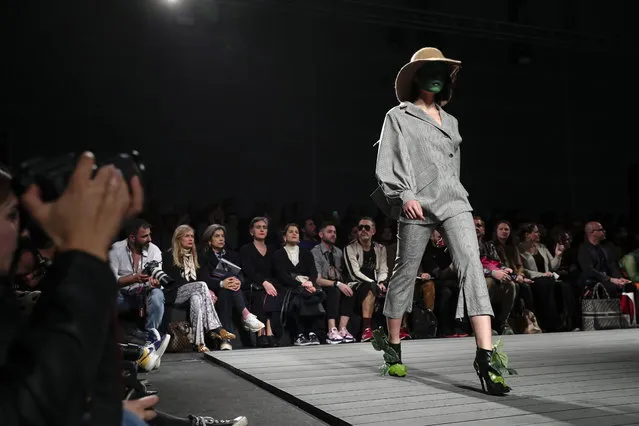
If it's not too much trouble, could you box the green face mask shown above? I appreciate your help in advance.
[415,62,449,94]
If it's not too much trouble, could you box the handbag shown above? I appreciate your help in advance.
[581,283,626,331]
[509,309,542,334]
[166,321,194,353]
[410,300,437,338]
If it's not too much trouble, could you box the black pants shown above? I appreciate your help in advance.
[528,277,561,331]
[216,287,247,333]
[323,285,359,321]
[290,315,321,337]
[515,282,535,313]
[486,277,516,331]
[434,279,459,334]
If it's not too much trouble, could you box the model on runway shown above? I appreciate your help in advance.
[372,47,513,395]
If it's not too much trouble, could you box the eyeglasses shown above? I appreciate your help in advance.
[358,224,371,231]
[253,225,268,230]
[592,228,605,232]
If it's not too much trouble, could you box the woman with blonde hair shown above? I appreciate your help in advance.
[162,224,235,352]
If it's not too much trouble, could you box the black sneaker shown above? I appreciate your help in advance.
[307,332,321,345]
[294,333,310,346]
[256,335,269,348]
[189,414,248,426]
[267,335,280,347]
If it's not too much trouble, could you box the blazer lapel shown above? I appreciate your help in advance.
[402,102,452,139]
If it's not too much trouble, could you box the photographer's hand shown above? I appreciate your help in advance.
[148,277,160,287]
[22,152,144,262]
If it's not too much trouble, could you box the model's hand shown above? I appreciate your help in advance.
[403,200,425,220]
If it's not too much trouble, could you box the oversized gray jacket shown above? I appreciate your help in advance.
[372,102,472,224]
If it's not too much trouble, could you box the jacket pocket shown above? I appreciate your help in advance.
[414,167,438,194]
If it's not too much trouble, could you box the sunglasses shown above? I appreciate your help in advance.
[357,224,371,231]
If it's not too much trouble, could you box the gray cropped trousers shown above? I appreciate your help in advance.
[383,211,494,320]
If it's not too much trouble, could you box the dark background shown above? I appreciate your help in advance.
[3,0,638,222]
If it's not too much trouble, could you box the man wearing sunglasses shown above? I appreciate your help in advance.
[343,217,389,342]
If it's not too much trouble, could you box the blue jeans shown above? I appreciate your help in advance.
[122,408,148,426]
[117,287,165,331]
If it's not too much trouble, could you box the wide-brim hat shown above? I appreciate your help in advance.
[395,47,461,104]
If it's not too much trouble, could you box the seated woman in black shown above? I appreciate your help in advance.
[272,223,324,346]
[200,224,265,350]
[162,224,235,352]
[239,217,282,347]
[518,222,575,332]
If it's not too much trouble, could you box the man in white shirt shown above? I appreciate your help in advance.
[109,219,165,345]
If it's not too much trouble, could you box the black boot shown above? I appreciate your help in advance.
[473,348,511,395]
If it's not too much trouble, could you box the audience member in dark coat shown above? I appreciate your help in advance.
[199,224,265,349]
[239,217,282,347]
[272,223,324,346]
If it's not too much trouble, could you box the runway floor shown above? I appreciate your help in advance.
[202,329,639,426]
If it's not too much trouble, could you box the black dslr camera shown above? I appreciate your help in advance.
[12,151,145,202]
[11,151,146,240]
[142,260,174,288]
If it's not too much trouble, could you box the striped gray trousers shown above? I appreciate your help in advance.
[383,211,493,320]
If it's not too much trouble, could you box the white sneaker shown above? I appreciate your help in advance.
[189,415,248,426]
[326,327,344,344]
[137,346,160,372]
[220,339,233,351]
[242,314,265,332]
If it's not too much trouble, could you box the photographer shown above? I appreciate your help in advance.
[0,153,143,425]
[110,219,168,347]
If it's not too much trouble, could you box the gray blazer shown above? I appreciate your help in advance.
[372,102,472,224]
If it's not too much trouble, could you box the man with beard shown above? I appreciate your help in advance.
[110,219,167,347]
[343,217,389,342]
[311,223,356,344]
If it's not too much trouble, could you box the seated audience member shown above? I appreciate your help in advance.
[311,223,356,344]
[298,217,320,250]
[577,221,633,297]
[475,216,521,335]
[110,219,168,347]
[162,225,235,352]
[239,217,282,347]
[422,228,468,337]
[519,222,576,332]
[343,217,392,342]
[620,247,639,282]
[273,223,324,346]
[199,224,265,350]
[484,220,522,335]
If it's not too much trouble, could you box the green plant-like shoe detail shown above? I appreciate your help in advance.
[388,363,407,377]
[489,338,518,385]
[371,328,404,376]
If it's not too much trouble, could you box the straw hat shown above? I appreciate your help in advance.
[395,47,461,104]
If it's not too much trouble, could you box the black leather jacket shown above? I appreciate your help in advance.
[0,251,121,426]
